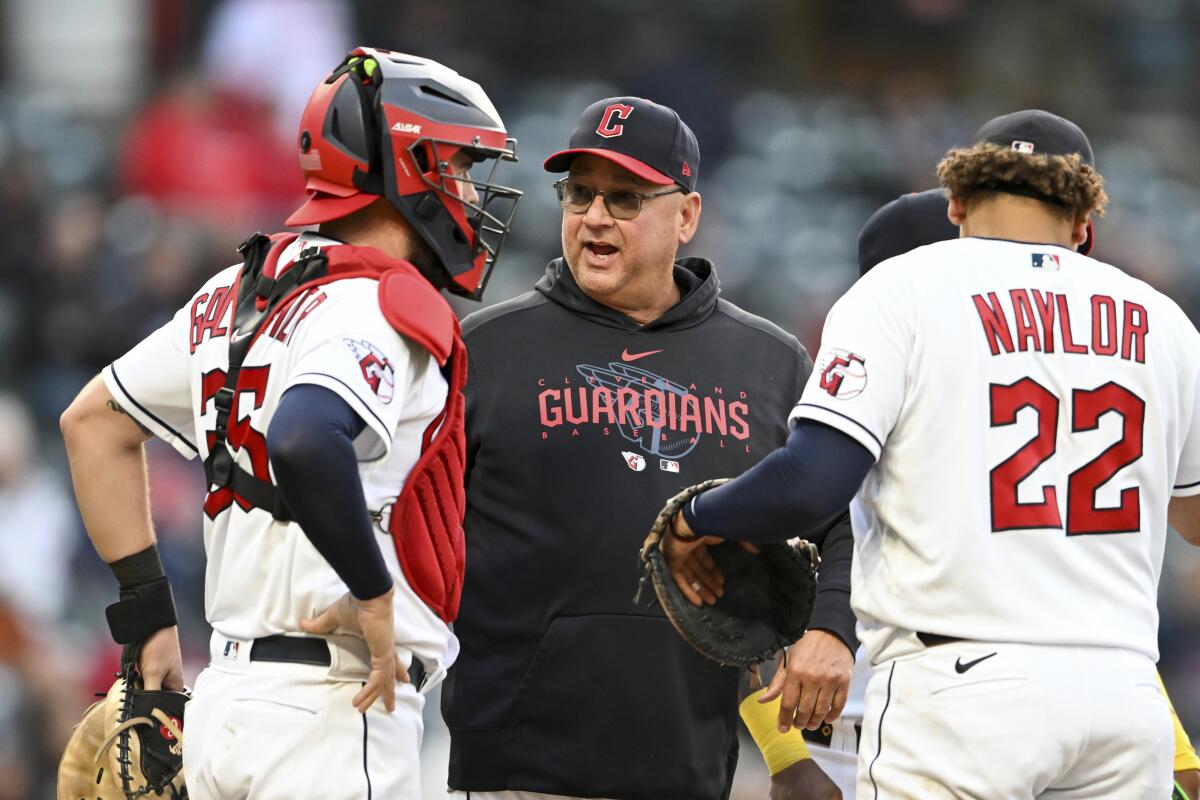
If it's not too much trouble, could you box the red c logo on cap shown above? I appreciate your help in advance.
[596,103,634,138]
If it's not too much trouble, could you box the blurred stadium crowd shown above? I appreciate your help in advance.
[2,0,1199,796]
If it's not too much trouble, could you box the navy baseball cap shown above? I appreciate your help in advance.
[858,189,958,275]
[971,109,1096,255]
[544,97,700,192]
[974,109,1094,165]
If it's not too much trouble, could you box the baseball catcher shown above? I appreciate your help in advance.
[59,46,520,798]
[58,645,188,799]
[638,478,820,667]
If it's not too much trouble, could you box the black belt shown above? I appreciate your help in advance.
[802,721,863,752]
[916,632,966,648]
[249,635,427,690]
[251,634,330,665]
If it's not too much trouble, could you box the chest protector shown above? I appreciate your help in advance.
[203,232,467,622]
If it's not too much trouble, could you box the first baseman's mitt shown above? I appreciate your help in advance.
[57,656,188,800]
[638,479,820,667]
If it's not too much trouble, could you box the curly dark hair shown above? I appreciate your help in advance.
[936,143,1108,219]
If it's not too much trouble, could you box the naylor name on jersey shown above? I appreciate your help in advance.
[972,289,1148,363]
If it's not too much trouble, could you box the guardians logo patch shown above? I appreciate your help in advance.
[343,338,395,403]
[817,349,867,400]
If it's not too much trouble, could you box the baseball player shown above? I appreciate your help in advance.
[662,109,1200,798]
[59,48,520,799]
[789,185,1200,800]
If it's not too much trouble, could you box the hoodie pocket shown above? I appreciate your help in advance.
[504,614,738,799]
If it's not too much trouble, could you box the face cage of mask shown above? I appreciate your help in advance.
[410,136,523,300]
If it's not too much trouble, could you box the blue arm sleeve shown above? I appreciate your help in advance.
[268,384,393,600]
[681,420,872,652]
[682,420,873,544]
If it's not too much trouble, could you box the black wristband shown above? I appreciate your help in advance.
[105,576,178,645]
[105,545,178,646]
[108,544,166,589]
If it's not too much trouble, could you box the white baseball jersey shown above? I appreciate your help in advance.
[791,237,1200,665]
[102,233,457,670]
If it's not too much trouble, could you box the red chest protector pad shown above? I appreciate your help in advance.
[226,233,468,623]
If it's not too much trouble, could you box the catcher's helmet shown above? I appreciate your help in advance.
[286,47,522,299]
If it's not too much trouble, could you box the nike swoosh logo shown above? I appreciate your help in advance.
[954,652,998,674]
[231,328,255,343]
[621,348,663,362]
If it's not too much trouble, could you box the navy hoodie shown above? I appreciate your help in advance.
[443,258,855,800]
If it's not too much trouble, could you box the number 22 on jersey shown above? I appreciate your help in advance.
[989,378,1145,535]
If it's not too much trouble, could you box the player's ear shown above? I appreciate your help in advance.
[678,192,702,245]
[947,194,968,227]
[1070,213,1090,249]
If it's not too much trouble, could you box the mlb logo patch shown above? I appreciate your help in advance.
[222,641,240,659]
[1031,253,1060,270]
[1011,140,1035,154]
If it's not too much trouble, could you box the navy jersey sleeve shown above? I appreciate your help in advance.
[681,420,868,652]
[682,420,873,544]
[268,384,393,600]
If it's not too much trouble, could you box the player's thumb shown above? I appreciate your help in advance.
[160,665,185,693]
[142,663,184,693]
[299,606,339,635]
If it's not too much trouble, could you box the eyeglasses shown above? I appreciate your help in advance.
[553,178,683,220]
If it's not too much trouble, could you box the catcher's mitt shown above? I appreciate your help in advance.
[637,478,820,667]
[58,658,188,800]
